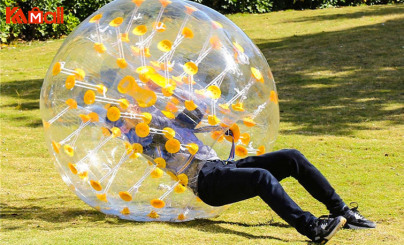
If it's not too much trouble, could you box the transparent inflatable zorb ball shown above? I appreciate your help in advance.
[40,0,279,222]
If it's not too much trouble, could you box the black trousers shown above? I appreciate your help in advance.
[197,149,346,236]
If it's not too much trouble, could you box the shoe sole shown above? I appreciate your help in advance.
[344,223,376,230]
[321,217,347,244]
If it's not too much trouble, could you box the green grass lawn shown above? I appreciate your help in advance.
[1,4,403,244]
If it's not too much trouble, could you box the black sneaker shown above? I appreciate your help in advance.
[332,202,376,229]
[307,216,347,244]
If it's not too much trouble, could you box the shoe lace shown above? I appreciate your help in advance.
[349,202,365,219]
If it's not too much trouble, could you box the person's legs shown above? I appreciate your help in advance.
[197,160,316,236]
[235,149,346,214]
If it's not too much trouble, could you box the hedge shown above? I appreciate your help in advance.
[1,0,112,43]
[1,0,402,43]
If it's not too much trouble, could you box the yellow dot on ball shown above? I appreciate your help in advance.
[133,25,147,36]
[101,127,111,137]
[165,138,180,153]
[150,167,163,178]
[133,0,145,7]
[149,73,168,88]
[148,210,159,219]
[251,67,264,83]
[243,117,256,127]
[257,145,265,155]
[207,85,221,99]
[66,98,78,109]
[185,5,197,14]
[158,40,172,52]
[78,114,88,122]
[141,112,152,124]
[224,123,240,142]
[107,107,121,122]
[231,102,244,112]
[240,133,250,145]
[120,32,130,42]
[94,42,106,53]
[166,101,178,113]
[136,66,155,75]
[117,58,128,69]
[121,207,130,215]
[68,162,78,175]
[163,127,175,139]
[65,75,75,90]
[233,41,244,53]
[159,0,171,8]
[111,127,121,137]
[119,191,133,202]
[208,115,220,126]
[183,62,198,75]
[52,62,61,76]
[89,112,99,122]
[150,199,165,208]
[182,27,194,38]
[78,171,88,180]
[269,90,278,104]
[154,157,166,168]
[166,170,178,181]
[235,145,248,158]
[74,68,85,81]
[96,193,108,202]
[118,99,130,110]
[84,90,96,105]
[186,143,199,155]
[211,131,224,142]
[90,180,102,191]
[135,123,150,138]
[161,110,175,119]
[185,100,198,111]
[210,36,222,50]
[52,141,61,153]
[132,143,143,154]
[96,84,107,94]
[177,173,188,186]
[89,14,102,23]
[162,85,175,97]
[177,213,186,220]
[219,103,229,111]
[63,144,74,157]
[109,17,123,27]
[212,21,223,29]
[174,184,186,193]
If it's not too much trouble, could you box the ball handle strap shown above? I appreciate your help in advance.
[225,130,235,162]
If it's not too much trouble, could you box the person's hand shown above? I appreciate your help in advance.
[124,103,140,129]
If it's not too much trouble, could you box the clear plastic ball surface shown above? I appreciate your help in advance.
[40,0,279,222]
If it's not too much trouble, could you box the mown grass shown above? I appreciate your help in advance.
[1,4,403,245]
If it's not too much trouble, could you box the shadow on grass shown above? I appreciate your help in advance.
[0,79,43,128]
[0,201,105,227]
[255,17,404,136]
[173,219,293,242]
[1,79,43,104]
[1,199,296,242]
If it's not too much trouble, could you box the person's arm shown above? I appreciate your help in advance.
[194,125,223,133]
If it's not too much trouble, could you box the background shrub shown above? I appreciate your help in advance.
[1,0,403,43]
[0,0,112,43]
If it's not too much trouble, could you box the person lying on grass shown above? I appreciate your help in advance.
[106,98,375,244]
